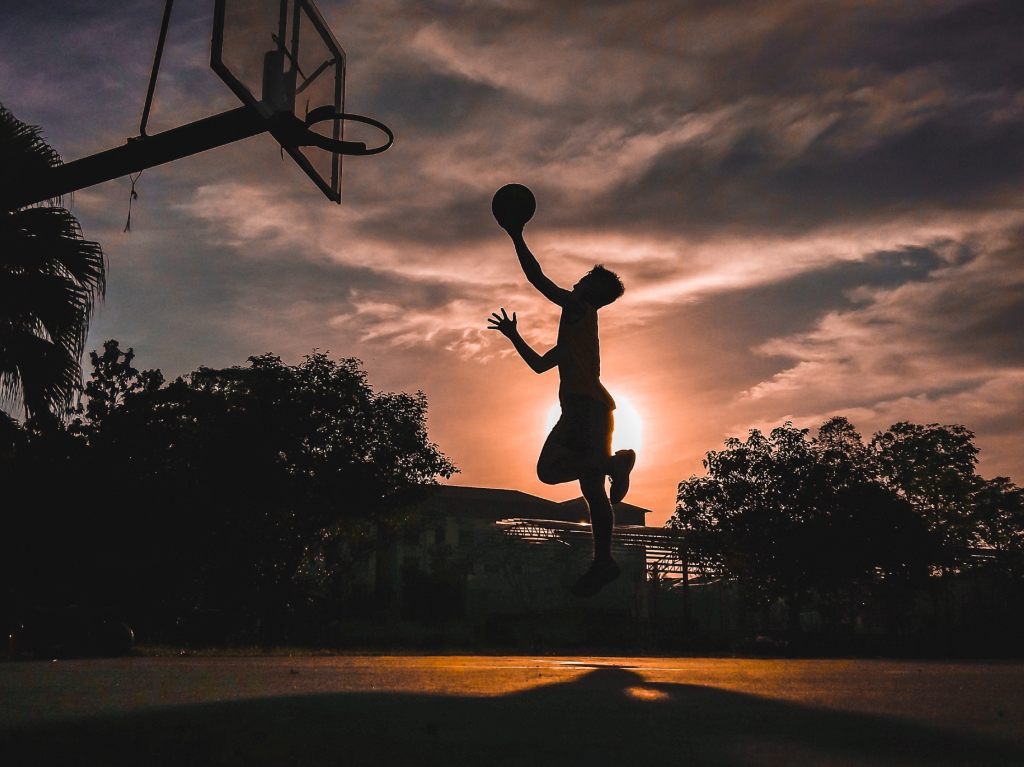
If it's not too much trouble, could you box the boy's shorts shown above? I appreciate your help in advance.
[548,394,613,467]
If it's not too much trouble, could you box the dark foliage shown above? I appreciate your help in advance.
[1,341,456,645]
[673,416,1024,640]
[0,104,106,422]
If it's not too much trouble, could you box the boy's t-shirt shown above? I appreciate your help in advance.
[557,301,615,410]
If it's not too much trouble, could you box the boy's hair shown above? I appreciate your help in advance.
[583,264,625,308]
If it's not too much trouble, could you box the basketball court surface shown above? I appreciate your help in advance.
[3,655,1023,765]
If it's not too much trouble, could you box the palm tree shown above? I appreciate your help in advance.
[0,103,106,422]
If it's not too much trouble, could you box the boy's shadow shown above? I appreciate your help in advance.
[4,665,1021,766]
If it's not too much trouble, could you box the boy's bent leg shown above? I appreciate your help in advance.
[536,436,581,485]
[536,414,586,485]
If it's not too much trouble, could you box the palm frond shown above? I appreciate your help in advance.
[5,207,106,294]
[0,104,106,422]
[0,103,64,207]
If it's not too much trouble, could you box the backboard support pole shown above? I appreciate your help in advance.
[139,0,176,137]
[4,106,270,210]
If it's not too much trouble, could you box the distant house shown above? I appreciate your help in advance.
[349,485,685,639]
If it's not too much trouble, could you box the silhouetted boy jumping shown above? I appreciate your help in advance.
[487,223,636,597]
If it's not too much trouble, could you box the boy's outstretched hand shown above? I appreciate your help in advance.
[487,308,518,338]
[486,307,556,374]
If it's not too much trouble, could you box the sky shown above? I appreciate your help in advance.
[3,0,1023,524]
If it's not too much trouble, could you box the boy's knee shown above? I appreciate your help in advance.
[537,463,562,485]
[537,453,577,484]
[537,469,558,485]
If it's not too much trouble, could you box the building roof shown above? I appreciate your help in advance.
[557,496,649,526]
[422,485,651,526]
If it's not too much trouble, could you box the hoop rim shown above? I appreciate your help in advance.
[303,106,394,156]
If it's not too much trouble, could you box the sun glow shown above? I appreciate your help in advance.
[544,394,644,454]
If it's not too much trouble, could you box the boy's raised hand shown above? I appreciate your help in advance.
[502,221,525,239]
[486,308,518,338]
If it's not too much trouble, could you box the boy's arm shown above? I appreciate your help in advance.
[505,226,576,309]
[487,308,558,374]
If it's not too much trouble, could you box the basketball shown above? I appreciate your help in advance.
[491,183,536,229]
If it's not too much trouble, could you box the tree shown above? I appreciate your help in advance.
[870,422,980,564]
[673,423,823,627]
[673,420,933,635]
[11,344,458,642]
[815,416,870,474]
[0,104,105,422]
[974,477,1024,558]
[77,339,163,427]
[672,416,1024,650]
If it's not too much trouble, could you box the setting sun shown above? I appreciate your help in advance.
[544,394,643,455]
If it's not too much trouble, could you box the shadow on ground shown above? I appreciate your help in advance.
[3,666,1021,766]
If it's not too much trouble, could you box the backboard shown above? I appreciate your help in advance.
[212,0,346,202]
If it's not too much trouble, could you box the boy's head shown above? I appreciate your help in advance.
[573,264,624,308]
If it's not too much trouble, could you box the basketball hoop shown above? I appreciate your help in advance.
[1,0,393,210]
[301,107,394,156]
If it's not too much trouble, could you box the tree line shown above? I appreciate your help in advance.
[672,417,1024,645]
[1,341,457,645]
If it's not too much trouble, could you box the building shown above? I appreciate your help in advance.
[343,485,690,645]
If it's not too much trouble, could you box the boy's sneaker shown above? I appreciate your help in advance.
[609,449,636,504]
[571,558,621,598]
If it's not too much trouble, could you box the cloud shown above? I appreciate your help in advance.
[733,225,1024,478]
